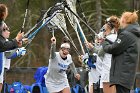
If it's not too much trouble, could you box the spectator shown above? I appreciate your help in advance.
[102,11,140,93]
[0,4,25,92]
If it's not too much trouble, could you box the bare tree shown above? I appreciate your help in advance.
[133,0,140,10]
[95,0,102,33]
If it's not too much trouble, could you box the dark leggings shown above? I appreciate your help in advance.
[116,84,130,93]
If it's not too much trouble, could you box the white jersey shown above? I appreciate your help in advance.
[88,53,103,88]
[101,33,117,82]
[44,52,73,92]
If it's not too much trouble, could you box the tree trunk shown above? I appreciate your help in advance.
[95,0,102,33]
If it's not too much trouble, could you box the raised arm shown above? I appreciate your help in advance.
[0,31,24,52]
[50,37,56,59]
[102,31,132,55]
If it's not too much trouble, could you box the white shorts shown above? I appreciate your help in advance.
[101,62,111,83]
[95,55,103,75]
[100,80,103,88]
[45,77,70,92]
[88,68,100,86]
[101,53,112,83]
[101,71,110,83]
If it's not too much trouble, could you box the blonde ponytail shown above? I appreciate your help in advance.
[121,11,139,24]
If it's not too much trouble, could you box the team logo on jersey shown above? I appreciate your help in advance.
[116,38,121,43]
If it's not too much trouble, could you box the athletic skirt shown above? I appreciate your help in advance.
[45,77,70,92]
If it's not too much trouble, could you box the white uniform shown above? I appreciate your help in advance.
[88,68,100,86]
[101,33,117,82]
[44,52,73,93]
[88,53,103,88]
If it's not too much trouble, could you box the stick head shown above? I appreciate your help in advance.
[47,3,64,17]
[46,24,59,32]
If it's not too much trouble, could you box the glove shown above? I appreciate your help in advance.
[87,54,97,69]
[6,47,26,59]
[82,53,89,62]
[16,47,26,56]
[82,53,89,65]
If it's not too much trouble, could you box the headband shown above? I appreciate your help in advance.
[60,43,70,49]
